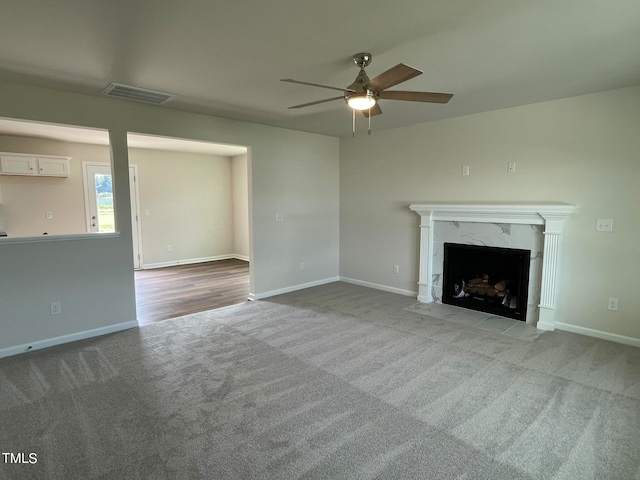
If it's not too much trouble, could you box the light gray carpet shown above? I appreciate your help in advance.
[1,281,640,479]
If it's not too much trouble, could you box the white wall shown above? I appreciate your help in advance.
[340,85,640,342]
[231,154,250,260]
[128,148,235,267]
[0,80,339,355]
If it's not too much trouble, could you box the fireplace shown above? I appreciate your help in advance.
[409,203,577,330]
[443,243,531,320]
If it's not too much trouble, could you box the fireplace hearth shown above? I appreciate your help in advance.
[443,243,531,320]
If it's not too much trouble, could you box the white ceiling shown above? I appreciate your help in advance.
[1,0,640,138]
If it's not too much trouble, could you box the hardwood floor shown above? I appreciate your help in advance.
[134,258,250,325]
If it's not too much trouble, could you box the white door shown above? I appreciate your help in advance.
[83,162,143,269]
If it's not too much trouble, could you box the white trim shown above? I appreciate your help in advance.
[234,254,250,262]
[409,202,578,225]
[142,254,249,270]
[556,322,640,348]
[250,277,339,300]
[0,232,119,244]
[129,163,143,269]
[339,276,418,297]
[536,307,557,331]
[0,320,138,359]
[82,161,93,232]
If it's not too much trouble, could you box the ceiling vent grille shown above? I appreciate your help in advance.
[101,83,176,105]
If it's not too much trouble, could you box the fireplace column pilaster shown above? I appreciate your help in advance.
[537,215,568,331]
[417,212,434,303]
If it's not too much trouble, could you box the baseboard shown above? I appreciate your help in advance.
[555,322,640,348]
[0,320,139,359]
[142,254,248,270]
[339,276,418,298]
[250,276,340,300]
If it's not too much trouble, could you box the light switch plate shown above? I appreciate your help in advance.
[50,302,62,315]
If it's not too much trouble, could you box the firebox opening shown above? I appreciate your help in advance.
[443,243,531,321]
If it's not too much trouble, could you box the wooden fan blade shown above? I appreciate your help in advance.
[361,104,383,117]
[281,79,354,93]
[379,90,454,103]
[367,64,422,92]
[288,96,344,109]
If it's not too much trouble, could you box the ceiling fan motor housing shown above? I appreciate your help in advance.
[348,69,371,92]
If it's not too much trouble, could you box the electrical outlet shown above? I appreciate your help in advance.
[276,213,284,222]
[596,219,613,232]
[46,210,53,219]
[462,165,470,176]
[393,264,400,274]
[299,262,305,270]
[167,245,172,252]
[50,301,62,316]
[607,298,619,311]
[507,162,516,173]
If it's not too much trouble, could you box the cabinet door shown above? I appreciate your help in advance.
[37,157,70,177]
[0,155,37,175]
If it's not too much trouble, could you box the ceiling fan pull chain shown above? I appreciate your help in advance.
[368,108,372,135]
[352,109,356,137]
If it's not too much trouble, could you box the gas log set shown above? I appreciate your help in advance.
[453,273,516,309]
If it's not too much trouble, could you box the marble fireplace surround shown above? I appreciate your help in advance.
[409,202,578,331]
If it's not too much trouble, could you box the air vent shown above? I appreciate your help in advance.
[101,83,176,105]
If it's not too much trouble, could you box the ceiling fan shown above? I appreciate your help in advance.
[281,53,453,135]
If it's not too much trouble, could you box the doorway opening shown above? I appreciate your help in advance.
[126,133,251,324]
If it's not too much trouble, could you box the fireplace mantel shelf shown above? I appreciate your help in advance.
[409,202,578,331]
[409,202,577,230]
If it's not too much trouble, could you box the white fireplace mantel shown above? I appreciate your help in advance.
[409,202,578,331]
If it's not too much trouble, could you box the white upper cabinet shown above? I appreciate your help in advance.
[0,154,37,175]
[37,157,70,176]
[0,153,70,177]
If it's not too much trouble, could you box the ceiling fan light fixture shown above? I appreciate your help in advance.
[282,52,453,135]
[346,91,377,110]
